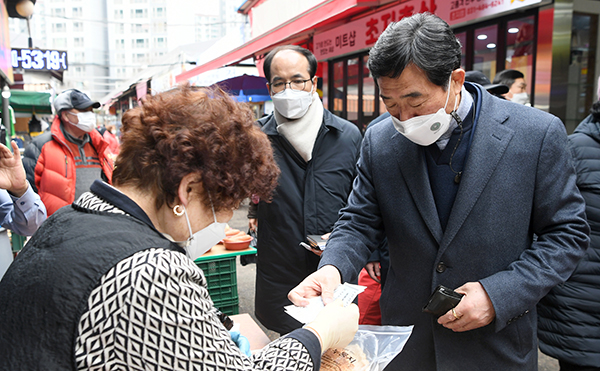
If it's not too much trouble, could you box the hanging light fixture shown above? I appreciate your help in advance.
[1,86,11,100]
[15,0,35,18]
[15,0,36,48]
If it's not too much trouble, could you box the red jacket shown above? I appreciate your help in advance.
[23,116,114,215]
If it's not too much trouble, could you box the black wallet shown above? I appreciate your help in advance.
[422,285,464,317]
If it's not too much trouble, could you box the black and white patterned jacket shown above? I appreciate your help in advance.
[0,180,321,371]
[74,185,321,370]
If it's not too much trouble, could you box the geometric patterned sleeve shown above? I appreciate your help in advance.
[75,248,319,371]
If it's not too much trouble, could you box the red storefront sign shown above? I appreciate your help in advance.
[313,0,543,60]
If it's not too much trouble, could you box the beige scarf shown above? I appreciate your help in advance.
[275,92,324,162]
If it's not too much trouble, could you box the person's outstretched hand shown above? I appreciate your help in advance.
[304,299,359,353]
[0,142,28,197]
[365,261,381,283]
[288,265,341,307]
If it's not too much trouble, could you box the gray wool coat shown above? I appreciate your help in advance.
[320,82,590,370]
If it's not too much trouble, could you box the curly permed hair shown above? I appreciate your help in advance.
[113,84,280,212]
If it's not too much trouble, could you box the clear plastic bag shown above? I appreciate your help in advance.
[320,325,413,371]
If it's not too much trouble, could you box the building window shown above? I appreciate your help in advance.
[53,38,67,48]
[131,23,147,33]
[73,22,83,32]
[115,39,125,50]
[72,7,82,17]
[155,37,165,47]
[154,7,165,18]
[73,52,84,62]
[114,9,123,19]
[132,9,147,18]
[153,22,166,33]
[74,37,84,47]
[52,8,65,17]
[52,23,66,32]
[134,39,147,48]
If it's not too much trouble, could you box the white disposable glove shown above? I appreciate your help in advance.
[304,299,359,353]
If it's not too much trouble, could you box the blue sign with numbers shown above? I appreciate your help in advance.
[11,48,68,72]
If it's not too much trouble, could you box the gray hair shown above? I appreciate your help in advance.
[367,13,462,89]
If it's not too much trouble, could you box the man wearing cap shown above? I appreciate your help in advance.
[464,70,509,99]
[23,89,114,216]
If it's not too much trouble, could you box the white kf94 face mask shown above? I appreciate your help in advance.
[391,75,458,146]
[511,92,529,105]
[180,204,227,261]
[67,111,96,133]
[271,89,313,119]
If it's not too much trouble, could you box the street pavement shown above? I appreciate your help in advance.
[228,201,560,369]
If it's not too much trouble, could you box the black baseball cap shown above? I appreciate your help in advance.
[465,71,509,96]
[53,89,101,113]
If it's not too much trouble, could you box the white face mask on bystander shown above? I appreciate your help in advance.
[271,89,313,119]
[511,92,529,105]
[66,111,96,132]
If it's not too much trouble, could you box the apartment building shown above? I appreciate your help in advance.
[9,0,248,101]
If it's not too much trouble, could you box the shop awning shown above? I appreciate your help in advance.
[9,90,52,114]
[176,0,375,83]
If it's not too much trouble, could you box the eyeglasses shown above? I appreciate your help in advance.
[270,78,312,94]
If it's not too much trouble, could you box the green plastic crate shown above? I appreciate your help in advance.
[196,257,238,303]
[213,297,239,316]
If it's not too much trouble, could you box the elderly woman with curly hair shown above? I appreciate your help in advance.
[0,85,358,371]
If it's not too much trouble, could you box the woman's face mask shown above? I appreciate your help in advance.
[180,204,227,261]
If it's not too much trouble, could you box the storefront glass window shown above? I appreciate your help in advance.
[347,57,359,123]
[319,61,328,110]
[333,60,344,118]
[456,31,467,69]
[505,16,535,105]
[565,13,598,132]
[473,24,498,78]
[362,55,377,128]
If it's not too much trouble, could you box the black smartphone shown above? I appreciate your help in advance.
[422,285,464,317]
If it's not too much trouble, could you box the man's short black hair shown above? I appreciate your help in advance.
[263,45,317,83]
[492,69,525,88]
[367,13,462,89]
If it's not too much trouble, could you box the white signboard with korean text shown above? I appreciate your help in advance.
[313,0,543,61]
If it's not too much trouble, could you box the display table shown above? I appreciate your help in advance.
[194,243,256,262]
[194,243,256,315]
[230,313,271,353]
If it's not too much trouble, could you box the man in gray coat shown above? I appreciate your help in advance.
[289,13,589,370]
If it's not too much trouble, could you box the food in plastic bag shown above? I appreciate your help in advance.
[320,325,413,371]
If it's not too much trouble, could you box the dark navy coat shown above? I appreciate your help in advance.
[320,83,589,370]
[538,112,600,367]
[254,109,362,334]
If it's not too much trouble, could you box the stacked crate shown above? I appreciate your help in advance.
[196,257,239,315]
